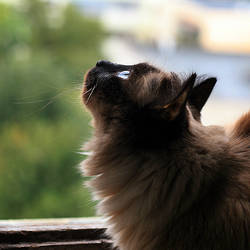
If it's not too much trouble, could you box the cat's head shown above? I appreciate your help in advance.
[83,60,216,146]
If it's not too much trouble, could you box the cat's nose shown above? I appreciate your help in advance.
[96,60,113,67]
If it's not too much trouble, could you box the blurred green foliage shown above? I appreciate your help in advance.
[0,0,104,219]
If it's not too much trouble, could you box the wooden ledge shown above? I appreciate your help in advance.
[0,217,112,249]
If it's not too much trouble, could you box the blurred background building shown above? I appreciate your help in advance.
[0,0,249,219]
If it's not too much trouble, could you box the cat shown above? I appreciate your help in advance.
[81,60,250,250]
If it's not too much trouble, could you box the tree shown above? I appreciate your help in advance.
[0,0,104,219]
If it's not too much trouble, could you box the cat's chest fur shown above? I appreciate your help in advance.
[82,125,243,250]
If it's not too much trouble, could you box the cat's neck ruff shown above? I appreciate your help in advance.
[81,123,228,250]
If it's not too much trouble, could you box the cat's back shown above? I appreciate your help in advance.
[163,117,250,250]
[230,111,250,139]
[227,111,250,201]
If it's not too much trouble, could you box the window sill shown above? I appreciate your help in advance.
[0,217,112,249]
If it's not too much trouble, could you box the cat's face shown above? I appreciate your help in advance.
[83,61,179,115]
[83,60,216,141]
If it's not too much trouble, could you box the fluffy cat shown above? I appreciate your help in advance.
[81,60,250,250]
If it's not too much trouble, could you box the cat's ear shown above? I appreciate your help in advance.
[189,77,217,112]
[159,73,197,121]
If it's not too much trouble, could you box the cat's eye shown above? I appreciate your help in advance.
[117,71,130,80]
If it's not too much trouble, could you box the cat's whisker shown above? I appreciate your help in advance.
[83,87,94,96]
[86,85,97,104]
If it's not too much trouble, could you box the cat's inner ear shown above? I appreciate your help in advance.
[189,77,217,112]
[158,73,197,121]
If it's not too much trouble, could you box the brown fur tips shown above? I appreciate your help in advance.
[231,111,250,138]
[81,61,250,250]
